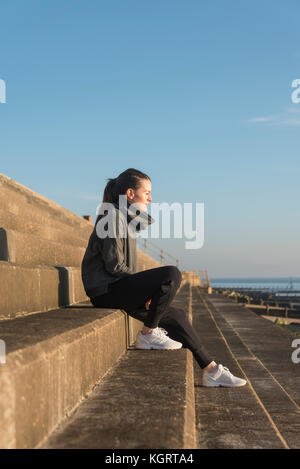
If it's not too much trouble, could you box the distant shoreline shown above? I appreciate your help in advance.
[211,277,300,293]
[211,277,300,281]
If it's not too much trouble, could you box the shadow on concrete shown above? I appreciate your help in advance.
[54,266,70,307]
[0,228,9,261]
[65,305,93,308]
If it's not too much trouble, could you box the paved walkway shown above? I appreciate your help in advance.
[192,287,300,449]
[39,286,300,449]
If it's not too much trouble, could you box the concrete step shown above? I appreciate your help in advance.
[0,228,86,266]
[193,288,300,449]
[0,300,144,449]
[0,206,92,248]
[0,173,93,240]
[0,256,163,321]
[0,262,88,320]
[0,254,162,321]
[40,284,196,449]
[40,348,195,449]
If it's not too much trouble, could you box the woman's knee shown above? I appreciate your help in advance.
[161,265,182,285]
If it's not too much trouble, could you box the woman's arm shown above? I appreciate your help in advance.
[95,208,133,277]
[99,234,133,277]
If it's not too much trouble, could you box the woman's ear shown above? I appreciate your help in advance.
[126,188,135,201]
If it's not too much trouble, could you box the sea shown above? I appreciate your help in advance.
[210,277,300,295]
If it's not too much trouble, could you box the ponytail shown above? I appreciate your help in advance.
[95,168,151,227]
[103,178,118,204]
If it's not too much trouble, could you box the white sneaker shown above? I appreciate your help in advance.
[202,364,247,387]
[135,327,183,350]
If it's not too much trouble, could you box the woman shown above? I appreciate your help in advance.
[81,168,246,387]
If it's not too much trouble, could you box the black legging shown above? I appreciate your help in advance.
[90,265,213,369]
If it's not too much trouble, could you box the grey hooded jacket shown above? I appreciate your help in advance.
[81,200,154,299]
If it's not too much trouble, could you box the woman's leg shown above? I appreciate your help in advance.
[159,306,215,369]
[91,265,182,329]
[125,304,214,369]
[91,268,246,384]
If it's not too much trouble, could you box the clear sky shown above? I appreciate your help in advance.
[1,0,300,277]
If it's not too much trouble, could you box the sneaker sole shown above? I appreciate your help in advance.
[135,344,183,350]
[202,381,247,387]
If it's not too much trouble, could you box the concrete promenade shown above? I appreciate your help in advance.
[193,288,300,449]
[41,287,300,449]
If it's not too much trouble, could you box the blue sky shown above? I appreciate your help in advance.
[0,0,300,277]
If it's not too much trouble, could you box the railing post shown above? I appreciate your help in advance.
[205,270,210,288]
[160,249,164,265]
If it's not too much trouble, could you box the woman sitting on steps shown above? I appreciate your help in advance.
[81,168,247,388]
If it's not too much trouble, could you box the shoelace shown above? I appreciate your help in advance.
[219,365,233,377]
[152,327,168,340]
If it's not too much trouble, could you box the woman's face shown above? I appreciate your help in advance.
[126,178,152,211]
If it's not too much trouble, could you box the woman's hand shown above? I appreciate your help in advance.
[145,299,152,310]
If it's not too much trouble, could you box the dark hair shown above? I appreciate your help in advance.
[95,168,151,226]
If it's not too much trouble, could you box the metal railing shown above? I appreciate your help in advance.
[137,238,179,268]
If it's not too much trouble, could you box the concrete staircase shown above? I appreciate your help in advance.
[40,283,196,449]
[1,173,299,449]
[0,174,193,449]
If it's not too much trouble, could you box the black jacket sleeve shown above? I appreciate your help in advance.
[96,209,133,277]
[99,235,133,277]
